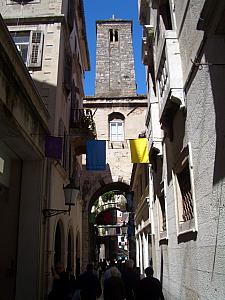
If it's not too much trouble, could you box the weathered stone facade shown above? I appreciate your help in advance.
[138,0,225,299]
[0,0,90,299]
[0,15,49,300]
[81,19,148,266]
[95,20,136,97]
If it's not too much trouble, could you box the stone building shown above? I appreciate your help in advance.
[0,0,92,299]
[0,14,49,300]
[137,0,225,299]
[82,19,147,266]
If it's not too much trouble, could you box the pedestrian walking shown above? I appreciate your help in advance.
[77,263,102,300]
[137,266,165,300]
[103,259,121,282]
[121,259,140,300]
[48,262,77,300]
[103,267,125,300]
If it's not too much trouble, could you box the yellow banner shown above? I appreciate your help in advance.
[129,138,149,163]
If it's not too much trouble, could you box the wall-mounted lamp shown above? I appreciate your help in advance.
[42,178,80,218]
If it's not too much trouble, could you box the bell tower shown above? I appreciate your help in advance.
[95,19,137,97]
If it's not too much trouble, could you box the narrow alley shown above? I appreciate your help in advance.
[0,0,224,299]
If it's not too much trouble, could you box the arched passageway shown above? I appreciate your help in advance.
[82,181,135,268]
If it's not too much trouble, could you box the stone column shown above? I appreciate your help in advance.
[139,233,143,274]
[143,232,149,270]
[136,235,140,267]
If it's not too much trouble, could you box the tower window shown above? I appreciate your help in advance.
[109,29,114,42]
[109,29,119,42]
[115,30,118,42]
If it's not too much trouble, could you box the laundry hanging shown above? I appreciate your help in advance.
[86,140,106,170]
[129,138,149,163]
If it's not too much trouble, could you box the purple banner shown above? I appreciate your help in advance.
[45,136,63,160]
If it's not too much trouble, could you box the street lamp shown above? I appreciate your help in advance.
[42,178,80,217]
[63,178,79,206]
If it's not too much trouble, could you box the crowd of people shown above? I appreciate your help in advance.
[48,259,165,300]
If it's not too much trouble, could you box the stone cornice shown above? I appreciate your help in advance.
[84,94,147,100]
[83,95,148,108]
[96,19,132,24]
[3,14,65,25]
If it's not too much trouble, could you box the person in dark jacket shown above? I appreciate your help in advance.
[77,263,102,300]
[48,262,77,300]
[121,259,140,300]
[138,266,165,300]
[104,267,125,300]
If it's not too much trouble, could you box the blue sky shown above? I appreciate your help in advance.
[83,0,146,96]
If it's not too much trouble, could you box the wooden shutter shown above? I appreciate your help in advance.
[64,54,72,95]
[28,31,44,68]
[67,0,75,32]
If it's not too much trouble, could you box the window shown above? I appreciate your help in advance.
[115,30,118,42]
[11,31,44,68]
[67,0,75,32]
[158,192,167,239]
[110,121,124,141]
[173,144,197,235]
[109,29,119,43]
[159,0,172,30]
[109,29,114,42]
[64,53,72,95]
[109,113,125,148]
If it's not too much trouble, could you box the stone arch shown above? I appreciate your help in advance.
[88,181,129,211]
[108,112,125,121]
[66,225,75,273]
[75,230,81,278]
[82,181,130,268]
[53,219,65,266]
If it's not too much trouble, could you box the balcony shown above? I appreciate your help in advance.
[142,25,155,65]
[70,108,96,154]
[155,30,185,137]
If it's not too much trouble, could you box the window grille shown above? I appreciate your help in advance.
[159,193,167,232]
[177,164,194,221]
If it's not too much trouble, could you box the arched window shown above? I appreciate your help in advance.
[115,30,118,42]
[109,29,113,42]
[109,112,125,141]
[67,228,75,272]
[54,222,62,265]
[76,234,81,278]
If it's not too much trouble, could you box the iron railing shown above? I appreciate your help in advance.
[70,108,96,133]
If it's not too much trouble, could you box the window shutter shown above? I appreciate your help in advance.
[117,122,124,141]
[64,54,72,95]
[67,0,75,32]
[28,31,44,68]
[110,123,117,141]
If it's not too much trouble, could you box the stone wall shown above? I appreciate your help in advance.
[151,1,225,299]
[95,20,137,97]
